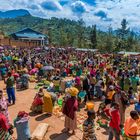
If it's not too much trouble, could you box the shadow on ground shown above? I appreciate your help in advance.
[49,132,73,140]
[29,111,40,117]
[35,113,52,121]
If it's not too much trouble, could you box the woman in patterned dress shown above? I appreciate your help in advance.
[0,90,10,126]
[0,113,13,140]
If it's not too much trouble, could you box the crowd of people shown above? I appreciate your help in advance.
[0,46,140,140]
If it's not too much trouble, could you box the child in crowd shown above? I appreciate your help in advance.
[83,110,97,140]
[107,103,121,140]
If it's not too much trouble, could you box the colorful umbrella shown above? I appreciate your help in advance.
[42,66,54,71]
[30,68,38,75]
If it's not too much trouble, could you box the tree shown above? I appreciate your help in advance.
[47,30,52,45]
[126,31,136,51]
[120,19,129,39]
[117,19,129,50]
[90,25,97,49]
[105,26,114,52]
[67,31,74,46]
[77,19,85,48]
[59,27,68,46]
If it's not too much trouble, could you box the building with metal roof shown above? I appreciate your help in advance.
[10,28,48,47]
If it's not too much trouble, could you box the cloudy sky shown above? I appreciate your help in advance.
[1,0,140,30]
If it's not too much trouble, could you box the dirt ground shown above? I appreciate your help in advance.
[1,81,138,140]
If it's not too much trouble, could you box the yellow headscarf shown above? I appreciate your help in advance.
[65,87,79,96]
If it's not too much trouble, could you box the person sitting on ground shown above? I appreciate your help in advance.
[83,110,97,140]
[43,90,54,115]
[30,88,44,113]
[97,99,111,121]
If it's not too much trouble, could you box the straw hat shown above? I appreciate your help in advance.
[65,87,79,96]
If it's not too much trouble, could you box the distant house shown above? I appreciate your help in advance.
[9,28,48,47]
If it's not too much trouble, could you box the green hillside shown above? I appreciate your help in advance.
[0,15,140,52]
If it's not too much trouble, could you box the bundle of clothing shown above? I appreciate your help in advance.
[14,111,31,140]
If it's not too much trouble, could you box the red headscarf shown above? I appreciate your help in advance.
[17,111,28,118]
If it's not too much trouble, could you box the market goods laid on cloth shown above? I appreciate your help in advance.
[34,79,50,90]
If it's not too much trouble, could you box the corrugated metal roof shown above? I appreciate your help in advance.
[10,28,47,39]
[15,33,45,39]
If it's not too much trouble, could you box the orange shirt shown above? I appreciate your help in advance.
[136,118,140,133]
[124,117,138,138]
[107,91,115,100]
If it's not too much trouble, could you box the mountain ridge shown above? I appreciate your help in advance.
[0,9,30,18]
[0,10,139,52]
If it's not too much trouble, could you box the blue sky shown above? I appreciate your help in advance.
[1,0,140,30]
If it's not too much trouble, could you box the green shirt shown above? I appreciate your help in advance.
[6,76,14,88]
[76,69,82,76]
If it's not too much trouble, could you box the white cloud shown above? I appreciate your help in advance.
[0,0,140,31]
[71,1,87,16]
